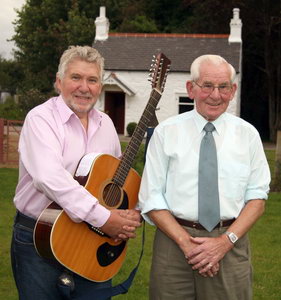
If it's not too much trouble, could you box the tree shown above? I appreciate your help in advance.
[240,0,281,142]
[12,0,96,93]
[273,130,281,191]
[0,57,23,95]
[263,5,281,141]
[119,15,158,33]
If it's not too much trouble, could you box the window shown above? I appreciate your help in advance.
[178,97,194,114]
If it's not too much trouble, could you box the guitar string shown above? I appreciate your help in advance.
[103,91,162,207]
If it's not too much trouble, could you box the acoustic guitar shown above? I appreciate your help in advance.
[33,53,171,282]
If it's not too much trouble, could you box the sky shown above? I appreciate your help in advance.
[0,0,26,59]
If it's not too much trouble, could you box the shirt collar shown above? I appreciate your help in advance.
[193,109,225,136]
[56,95,74,124]
[55,95,103,126]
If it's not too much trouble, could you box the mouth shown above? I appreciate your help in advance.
[207,102,221,107]
[74,94,92,101]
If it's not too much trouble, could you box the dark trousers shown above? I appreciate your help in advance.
[11,213,111,300]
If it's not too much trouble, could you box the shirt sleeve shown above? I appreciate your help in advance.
[244,132,271,201]
[19,113,112,227]
[138,127,170,225]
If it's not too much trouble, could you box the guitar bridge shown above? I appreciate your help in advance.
[87,224,110,238]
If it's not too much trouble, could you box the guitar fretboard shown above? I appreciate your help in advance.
[112,89,161,186]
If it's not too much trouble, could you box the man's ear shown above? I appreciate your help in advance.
[229,83,237,101]
[186,81,195,99]
[55,76,62,91]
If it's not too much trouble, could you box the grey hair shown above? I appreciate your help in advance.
[54,46,104,92]
[190,54,236,83]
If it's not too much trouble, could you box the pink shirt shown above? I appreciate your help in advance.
[14,96,122,227]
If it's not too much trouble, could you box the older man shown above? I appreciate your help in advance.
[139,54,270,300]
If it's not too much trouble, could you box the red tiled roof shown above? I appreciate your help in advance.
[108,33,229,38]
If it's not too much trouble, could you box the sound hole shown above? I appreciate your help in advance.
[103,183,123,207]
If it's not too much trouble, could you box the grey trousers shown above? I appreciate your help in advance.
[149,226,252,300]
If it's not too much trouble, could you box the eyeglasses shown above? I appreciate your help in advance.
[193,81,233,95]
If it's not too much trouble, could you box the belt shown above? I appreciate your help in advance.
[175,217,235,230]
[15,211,37,230]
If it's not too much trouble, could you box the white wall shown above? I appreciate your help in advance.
[98,70,240,135]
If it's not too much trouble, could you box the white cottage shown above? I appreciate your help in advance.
[93,7,242,135]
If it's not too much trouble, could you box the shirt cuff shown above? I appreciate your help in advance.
[245,190,269,201]
[88,204,111,227]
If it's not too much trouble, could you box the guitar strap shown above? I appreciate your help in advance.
[57,223,146,300]
[90,222,146,299]
[144,110,158,163]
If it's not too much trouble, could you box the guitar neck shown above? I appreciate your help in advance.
[113,89,162,186]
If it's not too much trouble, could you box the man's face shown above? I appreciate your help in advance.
[186,62,237,121]
[55,59,102,118]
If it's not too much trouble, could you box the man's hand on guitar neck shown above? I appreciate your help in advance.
[100,209,142,241]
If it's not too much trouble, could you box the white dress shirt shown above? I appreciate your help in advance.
[139,109,271,224]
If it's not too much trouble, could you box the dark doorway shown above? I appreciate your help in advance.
[104,91,125,134]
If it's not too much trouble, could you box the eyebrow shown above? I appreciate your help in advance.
[202,80,231,85]
[70,73,99,80]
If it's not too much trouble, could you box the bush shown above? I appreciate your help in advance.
[126,122,137,137]
[18,88,54,114]
[0,97,25,120]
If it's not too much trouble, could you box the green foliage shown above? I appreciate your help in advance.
[126,122,137,137]
[119,15,158,33]
[0,57,24,95]
[12,0,97,93]
[18,89,54,115]
[0,168,18,300]
[250,192,281,299]
[65,3,96,46]
[0,97,25,120]
[141,0,193,33]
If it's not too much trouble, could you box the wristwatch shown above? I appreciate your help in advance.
[225,231,238,244]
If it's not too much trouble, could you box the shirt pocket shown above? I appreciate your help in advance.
[219,161,250,201]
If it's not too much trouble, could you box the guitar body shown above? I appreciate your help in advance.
[34,154,141,282]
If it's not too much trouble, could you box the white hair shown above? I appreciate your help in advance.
[54,46,104,92]
[190,54,236,83]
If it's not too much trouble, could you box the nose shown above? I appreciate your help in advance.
[209,86,221,98]
[79,79,89,92]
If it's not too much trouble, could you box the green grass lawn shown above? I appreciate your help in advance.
[0,149,280,299]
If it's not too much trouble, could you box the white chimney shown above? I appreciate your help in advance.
[228,8,242,43]
[95,6,109,41]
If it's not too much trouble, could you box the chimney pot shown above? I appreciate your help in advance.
[228,8,242,43]
[95,6,109,41]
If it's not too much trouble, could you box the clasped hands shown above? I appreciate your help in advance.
[100,209,142,241]
[183,235,233,278]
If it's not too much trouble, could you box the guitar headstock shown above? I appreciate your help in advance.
[148,53,171,93]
